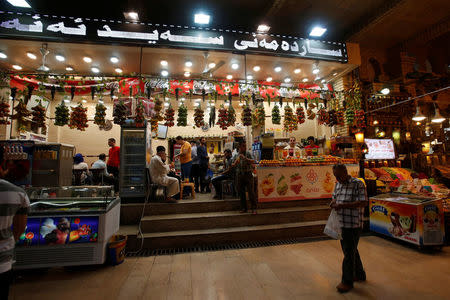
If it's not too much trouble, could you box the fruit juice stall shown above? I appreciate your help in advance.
[257,156,359,202]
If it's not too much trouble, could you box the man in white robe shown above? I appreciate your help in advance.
[150,146,180,202]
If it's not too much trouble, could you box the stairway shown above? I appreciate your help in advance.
[122,195,331,251]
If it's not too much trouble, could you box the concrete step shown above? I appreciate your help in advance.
[126,220,327,250]
[140,205,331,233]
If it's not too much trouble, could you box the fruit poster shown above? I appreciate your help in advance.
[17,217,40,246]
[69,217,99,243]
[257,164,359,202]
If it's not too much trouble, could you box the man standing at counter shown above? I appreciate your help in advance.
[284,137,301,158]
[232,141,257,213]
[175,136,192,181]
[305,136,319,156]
[107,138,120,178]
[330,164,367,293]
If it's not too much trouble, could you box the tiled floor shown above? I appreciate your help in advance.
[10,236,450,300]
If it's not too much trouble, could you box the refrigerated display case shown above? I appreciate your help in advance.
[14,186,120,269]
[119,121,152,201]
[370,193,445,247]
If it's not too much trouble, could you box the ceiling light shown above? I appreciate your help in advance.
[161,70,169,77]
[373,120,379,125]
[253,66,260,72]
[181,97,186,101]
[160,60,168,66]
[315,76,321,81]
[38,65,49,72]
[12,65,22,70]
[208,62,216,69]
[99,99,104,104]
[110,56,119,63]
[6,0,31,8]
[321,79,326,83]
[294,68,301,74]
[312,67,320,74]
[82,99,87,103]
[0,52,7,59]
[164,102,169,107]
[184,71,191,77]
[266,77,272,82]
[226,75,233,80]
[381,88,390,95]
[91,67,100,73]
[284,78,291,83]
[115,68,123,74]
[194,13,210,24]
[274,66,282,72]
[55,55,65,62]
[257,24,270,33]
[412,106,426,122]
[432,107,445,123]
[302,78,308,82]
[66,66,73,71]
[247,75,253,80]
[124,12,139,21]
[64,99,70,103]
[83,57,92,63]
[231,63,239,70]
[416,122,421,126]
[310,26,327,37]
[239,102,244,106]
[27,52,36,60]
[185,61,193,67]
[333,72,338,76]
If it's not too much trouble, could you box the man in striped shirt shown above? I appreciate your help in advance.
[0,179,30,299]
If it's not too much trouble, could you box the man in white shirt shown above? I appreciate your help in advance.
[91,154,118,191]
[150,146,180,202]
[284,137,301,158]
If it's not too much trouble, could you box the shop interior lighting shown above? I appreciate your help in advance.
[83,57,92,63]
[226,75,233,80]
[7,0,31,8]
[63,98,70,103]
[184,71,191,77]
[294,68,301,74]
[82,99,87,103]
[312,67,320,74]
[247,75,253,80]
[185,61,193,67]
[321,79,326,83]
[373,120,379,125]
[98,99,104,104]
[0,52,7,59]
[115,68,123,74]
[164,102,169,107]
[257,24,270,33]
[110,56,119,63]
[284,77,291,83]
[231,63,239,70]
[160,60,168,66]
[65,66,73,71]
[315,76,321,81]
[333,72,338,76]
[55,55,65,62]
[181,97,186,101]
[194,13,210,25]
[208,62,216,69]
[431,107,445,123]
[124,12,139,21]
[27,52,37,60]
[416,121,421,126]
[12,65,22,70]
[266,77,273,82]
[239,102,243,106]
[253,66,261,72]
[412,106,426,122]
[274,66,282,72]
[302,78,308,82]
[161,70,169,77]
[381,88,390,95]
[309,26,327,37]
[91,67,100,73]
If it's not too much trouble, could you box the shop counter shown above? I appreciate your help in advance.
[257,163,359,202]
[369,193,445,247]
[14,186,120,270]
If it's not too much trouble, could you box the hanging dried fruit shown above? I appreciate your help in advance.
[307,103,316,120]
[327,109,337,127]
[12,100,31,124]
[31,101,46,128]
[135,101,145,128]
[154,97,164,121]
[296,106,305,124]
[345,108,355,125]
[0,98,11,125]
[317,107,329,125]
[164,104,175,127]
[209,105,216,127]
[217,105,228,130]
[177,103,188,127]
[227,105,236,127]
[194,105,205,128]
[252,105,265,128]
[69,103,88,131]
[283,105,297,132]
[54,102,69,126]
[354,109,366,128]
[271,105,281,124]
[113,101,127,125]
[94,103,107,126]
[241,104,252,126]
[336,109,345,126]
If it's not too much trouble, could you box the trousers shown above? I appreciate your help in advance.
[0,270,12,300]
[340,228,366,286]
[236,173,256,211]
[180,161,192,181]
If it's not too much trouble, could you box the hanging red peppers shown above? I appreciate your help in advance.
[12,100,31,124]
[241,104,252,126]
[354,109,366,128]
[31,101,46,128]
[252,105,265,128]
[135,101,145,128]
[113,101,127,125]
[194,106,205,128]
[317,107,329,125]
[283,105,297,132]
[296,106,305,124]
[227,105,236,127]
[164,104,175,127]
[217,105,229,130]
[69,103,88,131]
[0,98,11,125]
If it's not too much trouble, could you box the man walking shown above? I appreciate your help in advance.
[0,179,30,299]
[107,138,120,178]
[330,164,367,293]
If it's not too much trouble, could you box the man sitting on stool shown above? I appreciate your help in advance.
[211,149,234,199]
[150,146,180,203]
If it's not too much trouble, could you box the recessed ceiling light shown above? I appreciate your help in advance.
[257,24,270,33]
[284,78,291,83]
[99,99,104,104]
[274,66,282,72]
[91,67,100,73]
[315,76,321,81]
[312,67,320,74]
[55,55,65,62]
[185,61,193,67]
[381,88,390,95]
[83,56,92,63]
[115,68,123,74]
[12,65,22,70]
[181,97,186,101]
[124,12,139,21]
[253,66,260,72]
[82,99,87,103]
[164,102,170,107]
[6,0,31,8]
[226,75,233,80]
[0,52,7,59]
[194,13,210,24]
[66,66,73,71]
[302,78,308,82]
[27,52,36,60]
[321,79,326,83]
[161,70,169,77]
[333,72,338,76]
[184,71,191,77]
[64,98,70,103]
[208,62,216,69]
[110,56,119,63]
[231,63,239,70]
[247,75,253,80]
[310,26,327,37]
[160,60,168,66]
[266,77,272,82]
[294,68,301,74]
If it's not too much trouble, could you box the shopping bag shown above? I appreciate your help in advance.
[323,209,342,240]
